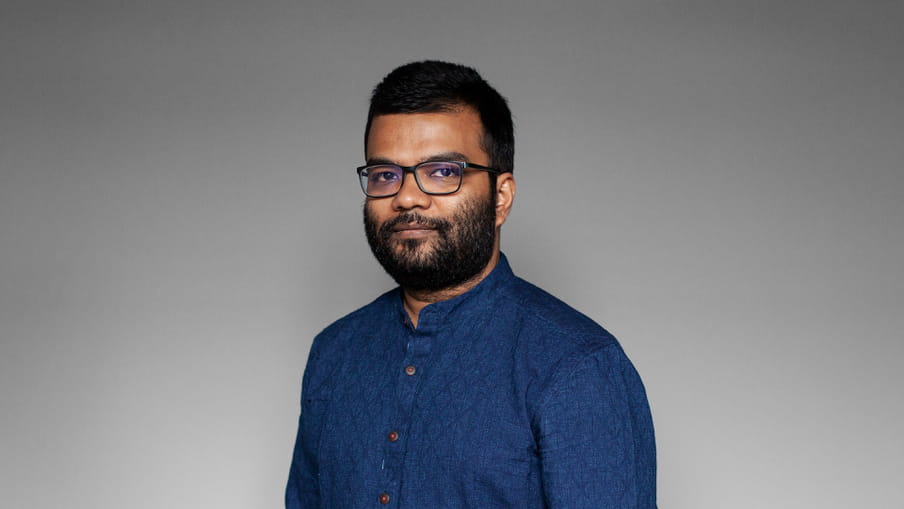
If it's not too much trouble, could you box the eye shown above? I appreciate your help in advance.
[424,163,462,179]
[375,171,399,182]
[367,167,401,183]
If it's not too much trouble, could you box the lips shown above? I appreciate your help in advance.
[391,222,437,232]
[389,222,440,240]
[380,213,449,239]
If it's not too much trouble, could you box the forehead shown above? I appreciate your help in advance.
[366,108,487,165]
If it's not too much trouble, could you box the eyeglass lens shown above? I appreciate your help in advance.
[361,162,463,196]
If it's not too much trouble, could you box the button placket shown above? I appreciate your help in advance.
[383,326,431,506]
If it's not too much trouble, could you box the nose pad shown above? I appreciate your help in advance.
[391,172,431,210]
[399,172,421,192]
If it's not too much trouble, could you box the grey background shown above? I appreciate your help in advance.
[2,1,902,508]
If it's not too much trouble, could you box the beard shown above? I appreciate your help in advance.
[364,194,497,292]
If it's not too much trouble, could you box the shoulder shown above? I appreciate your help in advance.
[499,276,618,351]
[307,288,398,360]
[496,276,641,404]
[299,288,398,395]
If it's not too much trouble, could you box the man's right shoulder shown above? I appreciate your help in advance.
[311,287,399,347]
[300,288,399,392]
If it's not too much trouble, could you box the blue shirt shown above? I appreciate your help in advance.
[287,255,656,508]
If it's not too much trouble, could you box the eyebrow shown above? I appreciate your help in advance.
[365,152,470,166]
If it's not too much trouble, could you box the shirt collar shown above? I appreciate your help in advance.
[395,253,516,332]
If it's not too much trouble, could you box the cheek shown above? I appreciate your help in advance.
[363,203,381,233]
[364,200,387,222]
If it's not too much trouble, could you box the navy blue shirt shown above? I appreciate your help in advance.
[287,255,656,508]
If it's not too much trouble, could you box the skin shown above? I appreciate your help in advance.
[365,108,516,327]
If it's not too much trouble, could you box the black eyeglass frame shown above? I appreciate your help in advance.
[355,161,509,198]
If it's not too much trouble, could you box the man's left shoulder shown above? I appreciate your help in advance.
[498,276,619,350]
[494,276,648,414]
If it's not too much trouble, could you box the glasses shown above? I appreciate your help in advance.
[356,161,507,198]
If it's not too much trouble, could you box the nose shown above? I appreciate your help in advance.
[391,172,431,211]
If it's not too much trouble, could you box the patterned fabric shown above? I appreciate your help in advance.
[287,254,656,508]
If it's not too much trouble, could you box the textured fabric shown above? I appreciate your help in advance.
[287,254,656,508]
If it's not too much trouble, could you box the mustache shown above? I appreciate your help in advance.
[379,212,451,236]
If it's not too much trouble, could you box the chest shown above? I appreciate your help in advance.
[308,325,540,505]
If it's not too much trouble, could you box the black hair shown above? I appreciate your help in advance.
[364,60,514,173]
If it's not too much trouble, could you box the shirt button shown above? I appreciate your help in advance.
[387,430,399,442]
[404,365,416,376]
[379,492,390,505]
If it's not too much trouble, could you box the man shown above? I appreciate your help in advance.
[287,60,656,508]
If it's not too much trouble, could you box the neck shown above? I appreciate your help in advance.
[401,250,500,328]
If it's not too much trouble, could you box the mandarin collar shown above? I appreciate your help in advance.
[395,253,516,333]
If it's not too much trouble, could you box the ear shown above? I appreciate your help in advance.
[494,173,516,228]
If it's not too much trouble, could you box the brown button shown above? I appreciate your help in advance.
[379,492,390,504]
[404,365,416,376]
[388,430,399,442]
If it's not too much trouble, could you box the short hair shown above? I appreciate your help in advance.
[365,60,514,173]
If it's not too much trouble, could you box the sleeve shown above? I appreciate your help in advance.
[285,338,328,509]
[286,392,327,508]
[285,410,317,509]
[536,343,657,509]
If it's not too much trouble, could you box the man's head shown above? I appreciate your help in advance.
[365,60,514,174]
[361,61,516,293]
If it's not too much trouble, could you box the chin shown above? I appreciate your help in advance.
[393,238,435,255]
